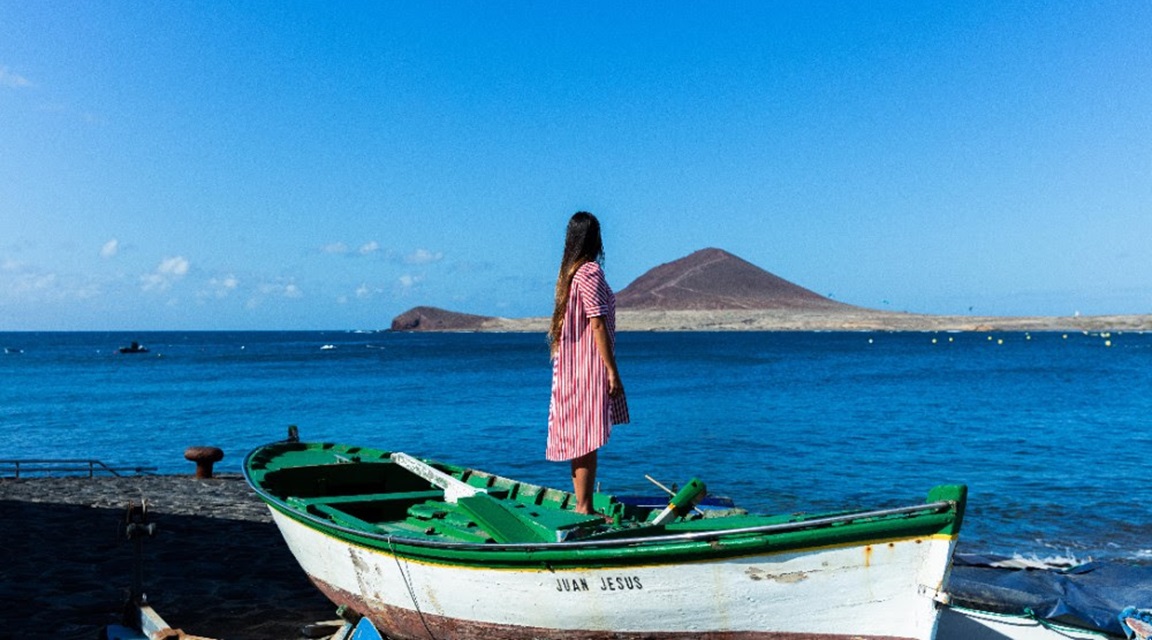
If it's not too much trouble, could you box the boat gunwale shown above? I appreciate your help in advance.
[262,496,957,552]
[243,442,960,554]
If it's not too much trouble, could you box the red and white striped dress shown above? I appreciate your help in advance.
[546,261,630,461]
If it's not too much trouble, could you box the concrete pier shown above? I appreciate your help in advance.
[0,475,334,639]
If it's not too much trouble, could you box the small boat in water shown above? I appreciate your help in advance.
[118,341,149,354]
[244,440,967,640]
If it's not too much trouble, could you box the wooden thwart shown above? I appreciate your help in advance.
[390,452,482,504]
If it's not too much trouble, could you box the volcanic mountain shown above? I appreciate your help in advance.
[615,248,854,311]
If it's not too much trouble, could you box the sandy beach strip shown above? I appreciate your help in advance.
[0,475,335,640]
[469,310,1152,333]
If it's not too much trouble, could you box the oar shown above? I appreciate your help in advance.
[645,471,705,522]
[645,474,705,515]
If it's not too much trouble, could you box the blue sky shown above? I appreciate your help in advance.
[2,2,1150,330]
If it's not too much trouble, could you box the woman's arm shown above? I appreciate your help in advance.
[588,316,624,397]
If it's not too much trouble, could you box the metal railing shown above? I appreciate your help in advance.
[0,459,157,478]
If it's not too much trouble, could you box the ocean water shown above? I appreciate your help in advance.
[2,329,1149,563]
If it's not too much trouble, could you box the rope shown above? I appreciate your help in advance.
[387,535,437,640]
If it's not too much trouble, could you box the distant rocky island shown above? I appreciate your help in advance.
[390,248,1152,333]
[390,306,498,332]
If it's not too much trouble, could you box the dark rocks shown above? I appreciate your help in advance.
[390,306,494,332]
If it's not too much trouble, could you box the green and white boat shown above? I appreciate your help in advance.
[244,440,967,640]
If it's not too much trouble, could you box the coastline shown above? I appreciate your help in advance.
[466,310,1152,333]
[0,475,334,640]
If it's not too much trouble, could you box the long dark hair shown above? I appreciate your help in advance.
[548,212,604,356]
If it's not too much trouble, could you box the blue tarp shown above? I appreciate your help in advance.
[948,554,1152,637]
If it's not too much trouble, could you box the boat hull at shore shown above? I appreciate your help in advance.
[245,441,967,640]
[274,508,951,639]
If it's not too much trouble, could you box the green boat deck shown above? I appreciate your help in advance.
[255,446,619,543]
[249,443,741,544]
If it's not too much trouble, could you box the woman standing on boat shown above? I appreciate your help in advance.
[547,211,630,515]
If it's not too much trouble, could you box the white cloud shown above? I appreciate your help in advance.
[257,281,303,298]
[355,282,385,298]
[140,274,165,291]
[11,271,57,294]
[141,256,190,291]
[0,258,111,303]
[202,274,239,299]
[246,279,304,309]
[158,256,190,276]
[397,274,424,291]
[405,248,443,264]
[5,271,103,302]
[100,239,119,258]
[0,66,32,89]
[324,241,381,256]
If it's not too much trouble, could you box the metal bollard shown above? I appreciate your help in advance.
[183,446,224,479]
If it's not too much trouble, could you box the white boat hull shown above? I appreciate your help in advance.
[270,508,958,640]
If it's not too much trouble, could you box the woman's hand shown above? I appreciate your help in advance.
[607,369,624,398]
[590,315,624,398]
